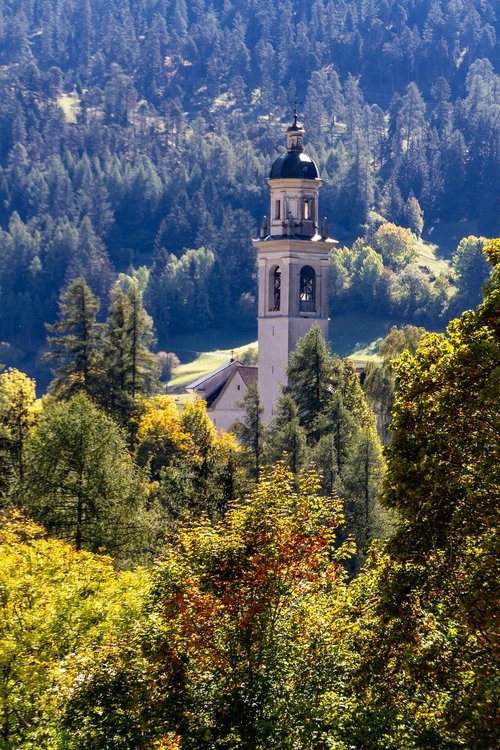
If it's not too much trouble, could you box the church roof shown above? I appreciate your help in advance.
[186,359,238,391]
[208,365,258,410]
[186,361,258,409]
[269,150,319,180]
[236,365,258,387]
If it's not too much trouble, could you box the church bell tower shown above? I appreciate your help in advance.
[253,115,337,421]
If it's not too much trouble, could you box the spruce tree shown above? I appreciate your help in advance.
[285,328,386,566]
[232,382,265,480]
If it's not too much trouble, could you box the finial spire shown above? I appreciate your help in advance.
[286,100,305,152]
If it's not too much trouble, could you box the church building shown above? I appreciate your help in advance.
[187,115,336,426]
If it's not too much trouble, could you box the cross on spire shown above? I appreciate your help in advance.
[292,94,302,124]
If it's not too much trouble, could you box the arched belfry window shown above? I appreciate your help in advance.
[302,198,315,221]
[270,266,281,311]
[299,265,316,312]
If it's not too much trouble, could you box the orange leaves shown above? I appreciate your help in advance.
[153,463,352,681]
[157,734,182,750]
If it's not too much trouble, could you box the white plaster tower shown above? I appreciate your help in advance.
[253,115,337,421]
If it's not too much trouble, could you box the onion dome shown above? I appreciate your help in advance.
[269,115,320,180]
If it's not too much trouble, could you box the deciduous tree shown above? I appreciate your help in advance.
[0,511,148,749]
[146,464,354,749]
[373,221,418,269]
[354,239,500,747]
[0,368,38,493]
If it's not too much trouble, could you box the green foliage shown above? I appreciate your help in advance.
[373,222,418,269]
[452,235,492,308]
[403,194,424,237]
[264,393,307,476]
[363,324,427,443]
[283,326,387,567]
[146,247,216,337]
[103,279,160,416]
[356,237,500,747]
[286,323,337,436]
[45,278,104,401]
[18,393,151,564]
[0,0,498,369]
[148,397,245,524]
[232,381,264,479]
[147,464,354,750]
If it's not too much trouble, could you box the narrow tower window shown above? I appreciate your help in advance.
[269,266,281,311]
[303,199,310,220]
[299,265,316,312]
[274,200,281,220]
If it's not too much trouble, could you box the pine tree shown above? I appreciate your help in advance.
[285,324,337,438]
[264,393,307,477]
[232,382,265,480]
[45,278,104,401]
[104,280,159,417]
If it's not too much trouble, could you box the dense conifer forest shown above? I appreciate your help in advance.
[0,0,498,374]
[0,1,499,748]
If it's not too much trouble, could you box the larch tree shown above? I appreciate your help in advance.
[19,393,148,563]
[363,324,426,443]
[232,381,264,480]
[264,393,307,477]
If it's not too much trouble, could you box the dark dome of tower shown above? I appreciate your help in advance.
[269,151,320,180]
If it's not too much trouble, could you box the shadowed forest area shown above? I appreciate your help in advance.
[0,0,498,382]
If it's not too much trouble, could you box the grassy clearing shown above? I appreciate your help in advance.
[57,92,80,123]
[167,340,258,392]
[414,237,451,275]
[330,312,396,364]
[168,351,232,391]
[167,314,397,392]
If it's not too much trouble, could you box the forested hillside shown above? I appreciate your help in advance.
[0,0,498,373]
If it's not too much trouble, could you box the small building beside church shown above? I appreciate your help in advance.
[187,115,336,427]
[186,360,257,432]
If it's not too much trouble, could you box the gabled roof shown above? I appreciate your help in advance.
[209,365,258,410]
[186,359,239,392]
[237,366,258,388]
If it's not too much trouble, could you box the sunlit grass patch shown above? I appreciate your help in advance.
[57,92,80,123]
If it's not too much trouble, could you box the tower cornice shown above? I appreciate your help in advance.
[253,237,337,251]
